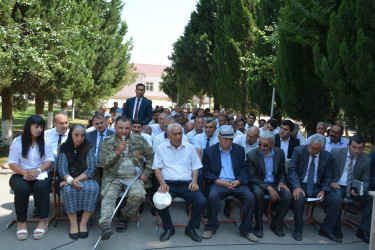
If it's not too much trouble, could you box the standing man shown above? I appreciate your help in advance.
[99,116,154,240]
[330,135,373,243]
[123,83,153,125]
[201,125,258,243]
[324,124,349,152]
[288,134,341,242]
[153,123,207,242]
[248,131,292,238]
[274,120,300,159]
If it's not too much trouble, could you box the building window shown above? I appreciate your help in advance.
[146,82,153,91]
[159,82,163,91]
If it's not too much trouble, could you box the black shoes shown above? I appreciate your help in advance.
[292,232,302,241]
[318,229,341,243]
[116,218,127,232]
[79,231,88,239]
[185,227,202,242]
[270,225,285,237]
[334,230,343,239]
[101,224,114,240]
[356,229,369,244]
[69,232,79,240]
[160,228,175,242]
[253,228,263,238]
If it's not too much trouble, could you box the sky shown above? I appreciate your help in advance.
[122,0,198,66]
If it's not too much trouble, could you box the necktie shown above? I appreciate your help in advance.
[206,137,210,148]
[164,132,168,138]
[57,134,63,156]
[97,133,104,163]
[306,155,316,196]
[134,99,140,119]
[346,156,354,197]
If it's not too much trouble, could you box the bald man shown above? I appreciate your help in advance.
[234,126,260,157]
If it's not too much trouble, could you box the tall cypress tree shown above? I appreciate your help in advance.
[315,0,375,143]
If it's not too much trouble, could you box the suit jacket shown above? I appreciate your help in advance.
[247,147,286,189]
[202,142,249,185]
[86,129,115,151]
[331,147,371,191]
[274,134,300,159]
[123,96,152,125]
[288,145,332,192]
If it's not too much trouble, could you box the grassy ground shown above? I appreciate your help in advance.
[0,106,91,166]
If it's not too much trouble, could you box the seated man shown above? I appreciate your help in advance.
[152,123,207,242]
[330,135,373,243]
[248,131,292,238]
[201,125,258,243]
[288,134,341,242]
[99,117,154,240]
[274,120,300,159]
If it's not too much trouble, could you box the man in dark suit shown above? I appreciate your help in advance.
[330,135,373,243]
[274,120,300,159]
[201,125,259,243]
[86,113,115,175]
[248,130,292,238]
[123,83,152,125]
[288,134,341,242]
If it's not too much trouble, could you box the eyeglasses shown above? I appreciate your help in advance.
[258,143,270,148]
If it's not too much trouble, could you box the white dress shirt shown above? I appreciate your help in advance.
[193,133,219,156]
[150,124,163,137]
[8,136,55,177]
[338,151,357,186]
[186,128,200,144]
[296,132,306,145]
[233,134,258,157]
[324,136,349,152]
[152,141,202,181]
[280,137,290,160]
[302,153,320,183]
[44,127,69,155]
[152,131,189,152]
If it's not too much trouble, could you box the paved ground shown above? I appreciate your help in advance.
[0,168,369,250]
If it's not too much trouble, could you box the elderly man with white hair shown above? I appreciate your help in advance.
[288,134,341,242]
[152,123,207,243]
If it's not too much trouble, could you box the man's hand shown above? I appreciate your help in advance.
[230,180,241,189]
[158,183,169,193]
[71,179,84,190]
[278,182,290,192]
[139,174,148,182]
[267,186,280,202]
[330,182,340,189]
[317,191,325,202]
[116,140,127,156]
[351,189,358,197]
[292,188,305,200]
[189,181,199,192]
[215,179,234,189]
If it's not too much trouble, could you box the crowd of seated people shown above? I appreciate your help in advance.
[7,92,374,245]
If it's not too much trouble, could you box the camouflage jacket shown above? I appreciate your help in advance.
[99,133,154,191]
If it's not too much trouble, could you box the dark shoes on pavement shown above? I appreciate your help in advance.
[270,225,285,237]
[318,229,341,243]
[356,229,369,244]
[253,228,263,238]
[185,227,202,242]
[292,232,302,241]
[159,228,175,242]
[116,218,127,232]
[101,224,114,240]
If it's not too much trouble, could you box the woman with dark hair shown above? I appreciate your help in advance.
[8,115,54,240]
[57,124,100,239]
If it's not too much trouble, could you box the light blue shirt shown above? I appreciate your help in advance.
[261,149,275,183]
[219,146,235,182]
[186,128,199,144]
[324,136,349,152]
[193,133,219,156]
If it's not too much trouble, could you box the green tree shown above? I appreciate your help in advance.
[314,0,375,143]
[276,0,339,135]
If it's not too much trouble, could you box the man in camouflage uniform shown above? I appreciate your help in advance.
[99,116,154,240]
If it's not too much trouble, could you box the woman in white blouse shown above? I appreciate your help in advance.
[8,115,54,240]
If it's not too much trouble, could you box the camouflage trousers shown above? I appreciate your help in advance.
[99,177,146,226]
